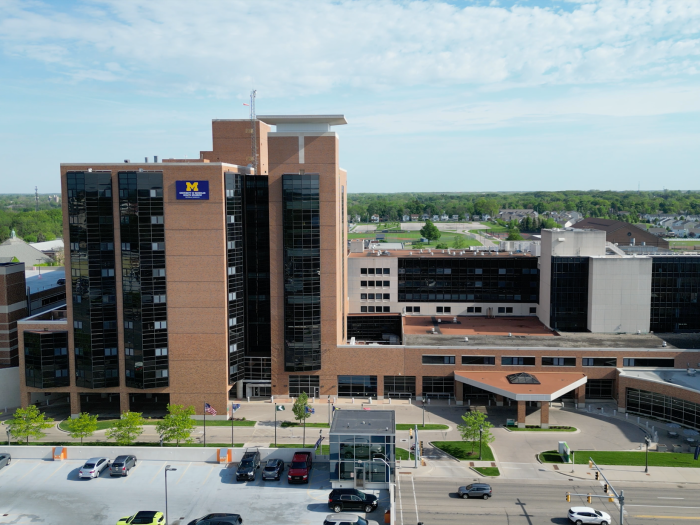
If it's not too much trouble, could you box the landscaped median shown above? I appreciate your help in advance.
[505,425,576,432]
[395,424,449,431]
[539,450,700,468]
[57,418,256,431]
[473,467,500,476]
[432,441,495,461]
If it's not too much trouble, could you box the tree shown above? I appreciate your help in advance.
[6,405,54,444]
[65,412,98,444]
[292,391,311,424]
[452,236,467,249]
[457,410,495,454]
[106,412,145,446]
[420,220,441,242]
[156,404,197,446]
[506,229,524,241]
[435,243,449,249]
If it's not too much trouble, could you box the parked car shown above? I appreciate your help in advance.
[458,483,492,499]
[187,514,243,525]
[568,507,611,525]
[323,513,378,525]
[110,455,137,477]
[0,453,10,470]
[288,451,312,484]
[56,278,66,285]
[79,457,110,479]
[116,511,165,524]
[261,459,284,481]
[328,488,378,513]
[235,449,261,481]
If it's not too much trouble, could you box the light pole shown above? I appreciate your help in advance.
[6,429,10,446]
[328,395,331,426]
[164,464,177,525]
[479,425,483,461]
[422,393,426,427]
[274,404,278,447]
[644,436,651,473]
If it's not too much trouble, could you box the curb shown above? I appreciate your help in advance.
[428,441,461,462]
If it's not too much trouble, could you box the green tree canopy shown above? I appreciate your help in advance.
[106,412,145,446]
[292,391,311,423]
[65,412,98,444]
[6,405,54,444]
[457,410,495,453]
[420,220,441,241]
[156,404,197,446]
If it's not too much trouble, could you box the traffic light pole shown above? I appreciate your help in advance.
[588,457,625,525]
[414,425,418,469]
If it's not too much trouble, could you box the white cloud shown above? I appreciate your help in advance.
[0,0,699,98]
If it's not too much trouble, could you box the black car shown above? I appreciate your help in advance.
[110,455,137,477]
[235,449,261,481]
[328,488,379,513]
[187,513,243,525]
[458,483,492,499]
[56,278,66,285]
[261,459,284,481]
[0,453,10,470]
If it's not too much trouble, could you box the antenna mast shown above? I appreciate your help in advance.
[250,90,257,174]
[35,186,39,212]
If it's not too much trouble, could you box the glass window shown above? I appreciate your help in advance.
[623,358,675,367]
[338,375,377,397]
[384,376,416,397]
[289,375,319,396]
[422,355,455,365]
[502,357,535,366]
[422,376,454,396]
[582,357,617,367]
[542,357,576,366]
[461,356,495,365]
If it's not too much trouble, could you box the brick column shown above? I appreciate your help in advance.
[576,386,586,408]
[495,394,504,407]
[376,375,384,400]
[540,401,550,429]
[455,381,464,406]
[69,392,80,417]
[119,391,130,414]
[415,376,423,402]
[517,400,526,428]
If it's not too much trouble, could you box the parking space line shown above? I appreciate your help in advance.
[149,463,165,484]
[410,475,419,525]
[45,462,67,480]
[201,465,215,485]
[176,462,192,484]
[17,463,40,481]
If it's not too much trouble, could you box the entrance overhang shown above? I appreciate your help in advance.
[454,371,587,402]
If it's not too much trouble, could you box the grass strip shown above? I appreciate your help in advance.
[396,424,449,431]
[432,441,495,462]
[7,441,244,447]
[538,449,700,468]
[473,467,500,477]
[395,448,415,461]
[505,425,576,432]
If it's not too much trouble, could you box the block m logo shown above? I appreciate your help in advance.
[185,182,199,192]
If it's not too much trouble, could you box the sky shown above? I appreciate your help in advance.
[1,0,699,194]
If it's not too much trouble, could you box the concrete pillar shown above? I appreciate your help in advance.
[21,391,32,409]
[495,394,504,407]
[237,381,244,400]
[576,386,586,406]
[415,376,423,401]
[540,401,550,429]
[455,381,464,406]
[119,391,129,414]
[69,392,80,417]
[517,400,526,428]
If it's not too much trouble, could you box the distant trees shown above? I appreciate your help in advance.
[0,208,63,244]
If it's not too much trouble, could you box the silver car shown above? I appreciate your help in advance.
[78,457,110,479]
[0,453,10,470]
[568,507,611,525]
[323,514,379,525]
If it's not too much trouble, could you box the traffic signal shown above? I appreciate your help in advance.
[409,428,414,438]
[419,441,424,453]
[587,494,592,504]
[589,460,593,469]
[566,493,571,502]
[608,497,615,503]
[603,484,608,493]
[595,472,600,480]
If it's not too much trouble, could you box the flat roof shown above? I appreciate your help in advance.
[619,368,700,395]
[258,115,347,126]
[455,371,587,401]
[348,250,535,258]
[330,409,395,435]
[404,316,554,337]
[25,268,64,292]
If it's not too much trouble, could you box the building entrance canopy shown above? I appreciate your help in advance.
[454,371,587,402]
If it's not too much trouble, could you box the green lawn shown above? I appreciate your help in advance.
[269,444,331,455]
[539,450,700,468]
[58,419,256,432]
[432,441,495,461]
[396,424,449,431]
[9,441,243,447]
[505,425,576,432]
[669,240,700,245]
[280,421,330,428]
[395,448,415,461]
[473,467,500,477]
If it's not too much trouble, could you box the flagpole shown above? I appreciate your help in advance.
[203,402,206,447]
[231,403,234,448]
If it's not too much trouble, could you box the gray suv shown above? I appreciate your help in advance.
[110,455,137,477]
[458,483,492,499]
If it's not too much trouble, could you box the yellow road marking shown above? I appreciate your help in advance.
[176,462,191,484]
[46,462,67,480]
[635,517,700,520]
[201,465,214,485]
[17,463,40,481]
[149,463,165,484]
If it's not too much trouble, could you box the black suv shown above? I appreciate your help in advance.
[261,459,284,481]
[236,449,261,481]
[328,488,379,513]
[187,514,242,525]
[110,455,137,477]
[458,483,492,499]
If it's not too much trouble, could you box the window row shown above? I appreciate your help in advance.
[360,268,391,275]
[360,281,391,287]
[360,306,391,313]
[360,294,390,301]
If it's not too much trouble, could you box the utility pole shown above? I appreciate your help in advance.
[35,186,39,212]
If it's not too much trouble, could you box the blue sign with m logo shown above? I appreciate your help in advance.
[176,180,209,200]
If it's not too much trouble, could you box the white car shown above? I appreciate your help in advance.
[78,457,111,479]
[568,507,611,525]
[324,514,379,525]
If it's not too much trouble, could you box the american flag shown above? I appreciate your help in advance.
[205,403,217,416]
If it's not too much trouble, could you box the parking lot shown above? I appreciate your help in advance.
[0,458,390,525]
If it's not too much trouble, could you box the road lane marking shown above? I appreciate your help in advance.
[634,517,700,520]
[201,465,215,485]
[149,463,165,484]
[627,506,700,509]
[45,462,67,480]
[17,463,40,481]
[397,465,404,525]
[176,462,191,484]
[410,474,419,524]
[659,497,684,499]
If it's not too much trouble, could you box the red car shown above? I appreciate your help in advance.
[288,451,312,484]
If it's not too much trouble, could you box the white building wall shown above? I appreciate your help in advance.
[0,367,20,412]
[587,257,652,333]
[348,256,399,314]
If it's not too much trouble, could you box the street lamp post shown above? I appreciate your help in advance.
[328,395,331,426]
[422,393,426,427]
[274,404,278,447]
[164,464,177,525]
[6,429,10,446]
[479,425,484,461]
[644,436,651,473]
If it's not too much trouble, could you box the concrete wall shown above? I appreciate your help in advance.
[0,445,320,464]
[0,366,20,411]
[587,257,652,333]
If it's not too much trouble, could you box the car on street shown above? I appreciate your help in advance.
[323,513,378,525]
[79,457,110,479]
[235,449,261,482]
[328,488,379,513]
[116,511,165,524]
[187,514,243,525]
[568,507,611,525]
[0,453,10,471]
[110,455,137,477]
[288,451,312,484]
[458,483,492,499]
[261,459,284,481]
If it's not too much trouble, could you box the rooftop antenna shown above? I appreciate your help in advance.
[35,186,39,212]
[249,89,258,174]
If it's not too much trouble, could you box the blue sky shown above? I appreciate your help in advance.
[1,0,699,193]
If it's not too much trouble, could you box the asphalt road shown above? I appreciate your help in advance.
[397,476,700,525]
